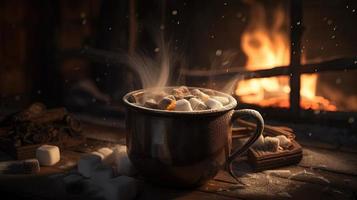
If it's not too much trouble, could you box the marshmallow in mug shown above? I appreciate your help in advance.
[189,98,207,111]
[174,99,193,111]
[191,89,210,102]
[158,96,176,110]
[172,86,191,100]
[211,96,230,105]
[144,98,158,109]
[205,98,224,110]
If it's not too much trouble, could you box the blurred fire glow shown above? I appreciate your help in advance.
[235,3,336,111]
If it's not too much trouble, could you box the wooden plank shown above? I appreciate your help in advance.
[199,168,355,200]
[298,146,357,176]
[1,137,356,200]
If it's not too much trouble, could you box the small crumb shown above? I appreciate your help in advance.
[215,49,223,56]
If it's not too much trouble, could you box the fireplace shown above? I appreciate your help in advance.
[59,0,357,128]
[178,0,357,127]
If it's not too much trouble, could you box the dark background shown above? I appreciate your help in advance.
[0,0,356,114]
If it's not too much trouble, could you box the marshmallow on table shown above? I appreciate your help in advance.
[174,99,193,111]
[205,98,223,110]
[264,136,280,152]
[276,135,292,149]
[78,154,102,178]
[36,145,60,166]
[113,145,136,176]
[90,147,116,164]
[97,147,115,165]
[90,151,105,160]
[103,176,138,200]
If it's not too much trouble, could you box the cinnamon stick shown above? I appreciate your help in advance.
[29,108,68,124]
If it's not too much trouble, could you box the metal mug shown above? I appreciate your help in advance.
[123,87,264,187]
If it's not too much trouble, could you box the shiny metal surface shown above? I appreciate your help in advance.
[123,87,264,187]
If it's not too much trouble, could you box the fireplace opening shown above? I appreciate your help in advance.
[179,0,357,126]
[233,0,356,113]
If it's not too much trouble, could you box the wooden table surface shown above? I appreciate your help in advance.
[0,121,356,200]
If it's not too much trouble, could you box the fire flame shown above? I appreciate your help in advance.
[235,2,336,111]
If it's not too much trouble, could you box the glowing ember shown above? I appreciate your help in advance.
[235,2,336,111]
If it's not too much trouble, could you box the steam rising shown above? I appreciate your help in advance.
[126,37,170,89]
[121,29,188,90]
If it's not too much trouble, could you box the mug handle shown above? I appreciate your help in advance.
[226,109,264,178]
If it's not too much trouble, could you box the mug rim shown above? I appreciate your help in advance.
[123,86,237,116]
